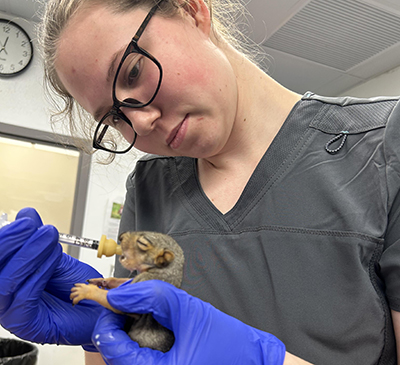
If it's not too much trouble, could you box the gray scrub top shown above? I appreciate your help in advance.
[115,93,400,364]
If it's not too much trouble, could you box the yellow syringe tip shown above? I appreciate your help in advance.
[97,235,122,258]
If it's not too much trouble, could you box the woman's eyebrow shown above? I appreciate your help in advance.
[107,47,125,83]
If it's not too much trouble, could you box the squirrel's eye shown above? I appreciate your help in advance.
[137,238,149,251]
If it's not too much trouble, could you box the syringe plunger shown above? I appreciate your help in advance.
[0,213,10,229]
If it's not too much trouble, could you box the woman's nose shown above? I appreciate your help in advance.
[121,105,161,137]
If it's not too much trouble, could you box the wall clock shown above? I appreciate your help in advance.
[0,19,34,77]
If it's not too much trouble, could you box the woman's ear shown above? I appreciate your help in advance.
[181,0,211,36]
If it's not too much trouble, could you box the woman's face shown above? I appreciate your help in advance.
[55,2,239,159]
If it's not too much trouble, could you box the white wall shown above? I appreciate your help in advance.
[0,12,138,365]
[340,65,400,98]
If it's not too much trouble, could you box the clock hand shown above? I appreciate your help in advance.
[2,37,8,55]
[0,37,9,55]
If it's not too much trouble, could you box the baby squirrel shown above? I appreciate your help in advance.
[70,231,184,352]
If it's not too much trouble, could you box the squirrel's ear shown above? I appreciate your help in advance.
[155,249,175,267]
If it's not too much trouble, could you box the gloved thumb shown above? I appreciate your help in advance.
[107,280,182,331]
[93,308,164,365]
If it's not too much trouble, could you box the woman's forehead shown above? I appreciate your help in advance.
[62,4,148,43]
[56,6,148,79]
[54,5,155,114]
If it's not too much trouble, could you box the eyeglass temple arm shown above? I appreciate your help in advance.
[133,0,165,41]
[96,125,109,144]
[132,0,163,42]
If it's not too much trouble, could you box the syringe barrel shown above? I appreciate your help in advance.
[0,216,101,252]
[58,233,99,250]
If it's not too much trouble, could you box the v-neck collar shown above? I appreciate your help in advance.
[172,95,323,232]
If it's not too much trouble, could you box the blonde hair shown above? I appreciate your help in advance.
[38,0,261,160]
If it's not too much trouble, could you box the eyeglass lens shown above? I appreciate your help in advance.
[95,51,161,153]
[115,52,161,106]
[95,118,136,153]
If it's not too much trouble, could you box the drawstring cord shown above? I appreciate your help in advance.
[325,131,349,154]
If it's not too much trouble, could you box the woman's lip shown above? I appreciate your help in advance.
[167,115,188,149]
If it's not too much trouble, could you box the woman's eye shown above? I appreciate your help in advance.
[104,115,120,127]
[126,58,142,86]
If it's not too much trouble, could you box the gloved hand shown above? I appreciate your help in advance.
[92,280,286,365]
[0,207,103,350]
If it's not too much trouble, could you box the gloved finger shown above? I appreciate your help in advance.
[1,242,63,341]
[93,308,164,365]
[0,218,39,271]
[0,208,43,265]
[16,207,43,227]
[107,280,190,331]
[0,225,61,314]
[1,234,102,347]
[45,253,103,302]
[4,290,98,346]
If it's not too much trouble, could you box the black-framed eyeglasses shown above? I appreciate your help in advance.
[93,0,165,154]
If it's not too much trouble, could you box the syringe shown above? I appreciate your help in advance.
[58,233,122,257]
[59,233,99,250]
[0,213,122,258]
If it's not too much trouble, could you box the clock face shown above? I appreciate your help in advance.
[0,19,33,76]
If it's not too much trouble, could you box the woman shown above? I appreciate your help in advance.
[0,0,399,363]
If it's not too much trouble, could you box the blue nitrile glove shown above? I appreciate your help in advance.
[92,280,286,365]
[0,207,103,351]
